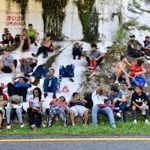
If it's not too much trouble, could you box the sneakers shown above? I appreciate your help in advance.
[145,119,150,125]
[133,120,137,124]
[20,123,25,128]
[6,125,11,130]
[111,124,117,129]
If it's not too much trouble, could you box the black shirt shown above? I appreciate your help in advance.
[131,92,149,106]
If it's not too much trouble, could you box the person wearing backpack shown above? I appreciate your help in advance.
[43,68,59,98]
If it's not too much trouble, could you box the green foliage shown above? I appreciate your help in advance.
[41,0,68,40]
[75,0,99,43]
[115,26,127,44]
[123,19,138,30]
[138,25,150,32]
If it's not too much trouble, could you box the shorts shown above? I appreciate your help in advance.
[70,105,88,117]
[2,66,12,73]
[113,72,125,82]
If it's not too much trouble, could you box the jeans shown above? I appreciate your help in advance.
[6,106,23,125]
[132,74,147,86]
[92,105,115,125]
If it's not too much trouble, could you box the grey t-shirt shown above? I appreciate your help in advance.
[90,51,101,59]
[3,55,13,66]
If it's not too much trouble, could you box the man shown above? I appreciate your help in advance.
[109,84,127,122]
[72,42,83,60]
[91,87,116,128]
[142,36,150,56]
[27,24,39,45]
[43,68,59,98]
[127,35,144,57]
[131,86,149,125]
[7,76,31,102]
[6,95,24,129]
[0,50,16,74]
[86,43,103,69]
[114,56,131,89]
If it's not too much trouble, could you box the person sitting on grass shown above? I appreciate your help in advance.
[46,96,67,127]
[27,24,39,46]
[19,57,38,75]
[113,55,131,89]
[127,35,144,58]
[20,28,31,52]
[0,49,16,74]
[28,87,43,129]
[32,36,52,58]
[131,85,149,125]
[69,92,89,126]
[7,76,31,102]
[43,68,59,99]
[108,84,127,122]
[6,95,24,129]
[91,87,116,128]
[86,43,103,70]
[0,88,8,129]
[72,42,83,60]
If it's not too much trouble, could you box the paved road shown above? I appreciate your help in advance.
[0,136,150,150]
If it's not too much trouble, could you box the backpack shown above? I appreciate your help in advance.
[32,64,49,78]
[133,76,146,87]
[59,64,74,78]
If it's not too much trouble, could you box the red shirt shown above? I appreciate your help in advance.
[130,63,144,77]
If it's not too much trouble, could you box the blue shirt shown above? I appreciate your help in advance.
[3,55,13,66]
[109,90,124,101]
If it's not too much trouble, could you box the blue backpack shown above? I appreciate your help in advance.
[134,76,146,87]
[59,64,74,78]
[32,64,49,78]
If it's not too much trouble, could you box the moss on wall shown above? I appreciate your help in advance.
[75,0,99,43]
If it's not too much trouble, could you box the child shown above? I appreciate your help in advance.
[131,86,149,124]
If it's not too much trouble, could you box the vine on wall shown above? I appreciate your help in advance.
[8,0,28,25]
[75,0,99,43]
[41,0,68,40]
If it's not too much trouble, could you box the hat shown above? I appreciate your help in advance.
[129,35,135,38]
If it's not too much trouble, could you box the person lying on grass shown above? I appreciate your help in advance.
[46,96,67,128]
[91,87,116,128]
[69,92,89,126]
[131,85,149,125]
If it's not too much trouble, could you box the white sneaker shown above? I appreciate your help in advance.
[145,83,148,87]
[20,124,24,128]
[6,125,11,129]
[145,119,150,125]
[111,124,117,129]
[133,120,137,124]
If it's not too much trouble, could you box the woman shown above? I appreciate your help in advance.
[130,59,147,86]
[28,87,43,129]
[47,96,67,127]
[20,28,31,52]
[69,92,89,126]
[32,36,52,58]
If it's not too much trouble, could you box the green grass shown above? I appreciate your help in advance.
[1,120,150,135]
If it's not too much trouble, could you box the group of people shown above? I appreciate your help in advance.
[0,27,150,130]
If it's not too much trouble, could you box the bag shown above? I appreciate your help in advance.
[98,104,107,109]
[134,76,146,87]
[59,64,74,78]
[32,64,49,78]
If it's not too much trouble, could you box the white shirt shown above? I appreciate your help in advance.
[29,97,40,108]
[91,91,105,106]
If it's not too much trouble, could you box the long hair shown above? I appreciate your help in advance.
[33,87,42,101]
